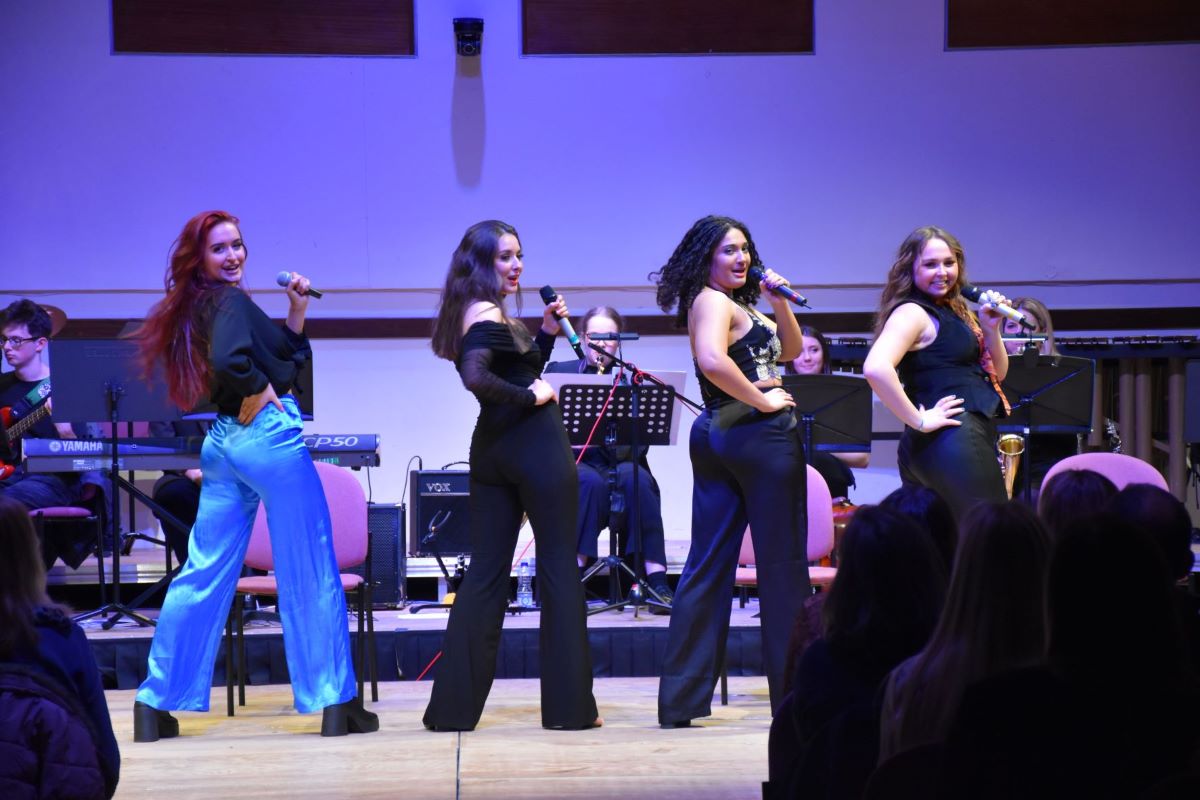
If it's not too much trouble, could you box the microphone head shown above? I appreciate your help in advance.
[959,283,983,302]
[276,271,292,288]
[747,266,766,282]
[538,285,557,305]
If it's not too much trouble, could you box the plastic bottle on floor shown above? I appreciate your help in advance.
[517,560,535,608]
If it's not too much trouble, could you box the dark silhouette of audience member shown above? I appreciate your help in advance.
[1107,484,1200,675]
[0,494,120,798]
[879,484,958,574]
[1037,468,1117,540]
[878,502,1050,763]
[941,515,1200,798]
[784,505,948,799]
[782,484,959,699]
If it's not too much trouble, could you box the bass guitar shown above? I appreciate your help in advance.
[0,398,53,480]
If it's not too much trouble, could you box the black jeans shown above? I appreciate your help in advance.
[898,411,1007,521]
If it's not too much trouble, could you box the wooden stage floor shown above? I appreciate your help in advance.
[109,676,772,799]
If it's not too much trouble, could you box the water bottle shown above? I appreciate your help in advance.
[517,560,535,608]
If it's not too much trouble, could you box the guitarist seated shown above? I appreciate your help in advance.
[0,299,94,568]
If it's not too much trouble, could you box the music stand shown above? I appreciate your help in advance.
[779,374,873,460]
[49,339,183,629]
[997,353,1095,503]
[549,367,686,616]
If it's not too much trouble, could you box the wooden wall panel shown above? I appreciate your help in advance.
[112,0,414,56]
[948,0,1200,49]
[522,0,813,55]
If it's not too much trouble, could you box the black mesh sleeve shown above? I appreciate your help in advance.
[533,328,556,367]
[459,347,537,406]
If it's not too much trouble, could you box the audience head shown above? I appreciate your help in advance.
[935,502,1052,665]
[788,325,831,375]
[0,495,55,658]
[1004,296,1057,356]
[1047,515,1187,685]
[1038,468,1118,540]
[822,504,948,673]
[880,485,958,573]
[580,306,624,372]
[1106,484,1195,581]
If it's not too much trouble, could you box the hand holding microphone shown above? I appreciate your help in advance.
[961,284,1031,330]
[539,285,586,360]
[275,271,323,299]
[748,266,810,308]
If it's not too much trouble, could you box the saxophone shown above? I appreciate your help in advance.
[998,433,1025,499]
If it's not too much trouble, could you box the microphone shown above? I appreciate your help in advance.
[275,271,323,299]
[748,266,809,308]
[538,285,585,359]
[588,332,639,341]
[960,284,1033,330]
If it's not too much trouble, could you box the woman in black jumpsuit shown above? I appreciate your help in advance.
[423,220,599,731]
[651,215,811,724]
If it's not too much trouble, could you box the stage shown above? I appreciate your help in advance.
[92,599,773,798]
[80,596,767,691]
[108,676,772,799]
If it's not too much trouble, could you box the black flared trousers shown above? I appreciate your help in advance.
[658,404,811,723]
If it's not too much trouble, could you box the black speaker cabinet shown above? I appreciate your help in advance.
[346,503,406,608]
[409,470,472,556]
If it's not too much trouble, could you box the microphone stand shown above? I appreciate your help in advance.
[584,343,701,616]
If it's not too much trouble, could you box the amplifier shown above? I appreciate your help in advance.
[346,503,406,608]
[409,470,472,556]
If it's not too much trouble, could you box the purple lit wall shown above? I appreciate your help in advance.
[1,0,1196,321]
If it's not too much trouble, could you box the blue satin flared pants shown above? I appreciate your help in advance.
[136,396,355,713]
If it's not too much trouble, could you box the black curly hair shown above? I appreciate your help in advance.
[648,215,764,328]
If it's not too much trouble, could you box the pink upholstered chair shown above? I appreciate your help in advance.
[224,461,377,715]
[1040,452,1168,493]
[734,464,838,605]
[724,465,837,704]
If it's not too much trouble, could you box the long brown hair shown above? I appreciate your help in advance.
[0,495,64,657]
[881,502,1051,759]
[431,220,524,361]
[873,226,972,338]
[131,211,244,409]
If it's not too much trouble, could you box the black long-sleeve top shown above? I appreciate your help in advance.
[456,321,555,406]
[206,285,311,416]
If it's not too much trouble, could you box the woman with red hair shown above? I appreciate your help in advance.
[131,211,375,741]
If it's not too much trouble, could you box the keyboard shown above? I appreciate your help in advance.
[21,434,381,472]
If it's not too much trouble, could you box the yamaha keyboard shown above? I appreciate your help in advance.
[21,434,381,472]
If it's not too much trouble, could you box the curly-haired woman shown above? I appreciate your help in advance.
[650,214,811,724]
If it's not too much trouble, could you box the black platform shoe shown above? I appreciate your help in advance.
[133,701,179,743]
[321,698,379,737]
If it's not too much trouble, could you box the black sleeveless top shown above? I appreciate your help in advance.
[895,297,1001,418]
[696,309,782,409]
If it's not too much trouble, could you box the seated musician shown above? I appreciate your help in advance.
[0,299,98,568]
[543,307,673,607]
[146,419,208,565]
[783,324,869,502]
[1000,297,1078,502]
